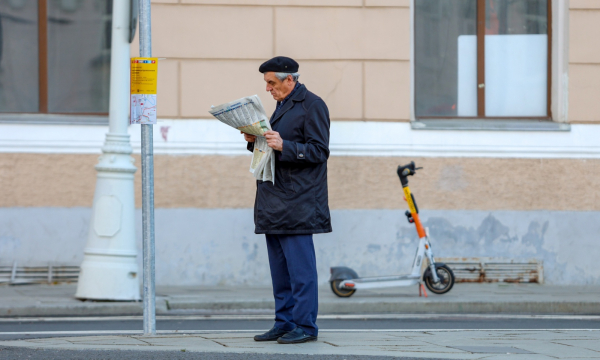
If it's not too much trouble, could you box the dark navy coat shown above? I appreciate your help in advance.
[248,84,332,234]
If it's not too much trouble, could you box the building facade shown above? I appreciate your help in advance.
[1,0,600,286]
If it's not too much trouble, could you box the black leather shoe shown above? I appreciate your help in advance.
[254,326,289,341]
[277,327,317,344]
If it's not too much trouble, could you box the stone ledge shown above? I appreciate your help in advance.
[412,119,571,131]
[0,114,108,126]
[571,0,600,10]
[180,0,363,6]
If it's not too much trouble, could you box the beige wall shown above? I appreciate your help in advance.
[3,153,600,211]
[133,0,411,121]
[569,0,600,123]
[135,0,600,123]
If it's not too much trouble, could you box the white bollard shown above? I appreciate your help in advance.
[75,0,140,301]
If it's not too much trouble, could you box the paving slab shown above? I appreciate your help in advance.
[1,283,600,317]
[1,330,599,359]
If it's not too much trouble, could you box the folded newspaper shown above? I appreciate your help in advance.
[209,95,276,184]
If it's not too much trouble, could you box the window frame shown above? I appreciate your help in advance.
[38,0,48,113]
[0,0,109,117]
[412,0,553,121]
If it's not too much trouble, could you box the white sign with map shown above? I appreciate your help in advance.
[130,94,157,124]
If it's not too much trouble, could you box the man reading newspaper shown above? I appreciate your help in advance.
[209,57,331,343]
[248,57,331,344]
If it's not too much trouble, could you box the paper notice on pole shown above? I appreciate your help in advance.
[209,95,276,184]
[130,94,157,124]
[130,58,158,124]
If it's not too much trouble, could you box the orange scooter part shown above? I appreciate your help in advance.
[403,188,426,239]
[411,212,426,239]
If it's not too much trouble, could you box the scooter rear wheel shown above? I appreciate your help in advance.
[330,280,356,297]
[423,265,455,294]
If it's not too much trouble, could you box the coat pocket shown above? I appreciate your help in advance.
[258,179,294,201]
[274,166,295,195]
[285,168,296,193]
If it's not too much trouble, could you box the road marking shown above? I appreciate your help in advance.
[0,329,600,336]
[1,314,600,322]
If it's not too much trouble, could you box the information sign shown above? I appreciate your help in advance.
[130,57,158,124]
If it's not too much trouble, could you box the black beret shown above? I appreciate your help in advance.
[259,56,299,73]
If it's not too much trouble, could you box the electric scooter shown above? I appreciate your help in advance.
[329,162,455,297]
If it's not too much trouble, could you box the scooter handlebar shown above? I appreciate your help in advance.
[397,162,422,186]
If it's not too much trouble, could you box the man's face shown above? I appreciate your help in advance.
[264,72,295,102]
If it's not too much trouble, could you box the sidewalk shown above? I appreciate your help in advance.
[1,329,599,359]
[1,283,600,317]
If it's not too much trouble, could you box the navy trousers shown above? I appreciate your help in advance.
[265,234,318,336]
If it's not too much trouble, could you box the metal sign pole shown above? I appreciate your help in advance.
[138,0,156,336]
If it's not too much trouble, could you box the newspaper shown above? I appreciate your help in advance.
[209,95,276,184]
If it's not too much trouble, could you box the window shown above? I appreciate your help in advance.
[415,0,551,119]
[0,0,112,114]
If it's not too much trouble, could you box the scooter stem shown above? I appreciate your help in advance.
[403,186,426,238]
[397,162,426,239]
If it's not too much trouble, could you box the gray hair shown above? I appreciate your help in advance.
[275,72,300,82]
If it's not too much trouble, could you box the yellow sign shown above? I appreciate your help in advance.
[130,57,158,94]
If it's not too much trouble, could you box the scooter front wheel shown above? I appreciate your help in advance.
[330,280,356,297]
[423,265,455,295]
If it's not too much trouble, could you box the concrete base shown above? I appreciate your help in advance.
[76,254,140,301]
[1,208,599,285]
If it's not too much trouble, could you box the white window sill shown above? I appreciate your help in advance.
[0,114,108,126]
[412,119,570,132]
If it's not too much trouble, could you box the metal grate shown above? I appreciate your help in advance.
[0,262,79,285]
[435,257,543,284]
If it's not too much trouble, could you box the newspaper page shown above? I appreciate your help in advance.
[209,95,276,184]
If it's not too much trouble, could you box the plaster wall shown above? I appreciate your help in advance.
[127,0,600,123]
[1,207,598,285]
[569,1,600,123]
[2,150,599,286]
[133,1,412,121]
[2,1,600,287]
[3,152,600,211]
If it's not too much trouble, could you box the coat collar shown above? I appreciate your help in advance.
[270,84,307,126]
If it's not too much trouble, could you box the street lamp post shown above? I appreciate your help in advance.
[75,0,140,301]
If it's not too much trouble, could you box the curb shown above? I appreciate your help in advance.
[318,301,600,315]
[165,299,600,315]
[2,300,599,317]
[0,301,169,317]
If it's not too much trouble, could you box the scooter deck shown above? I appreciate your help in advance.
[353,274,420,283]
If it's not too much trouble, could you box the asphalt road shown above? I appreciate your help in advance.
[0,348,442,360]
[1,314,599,341]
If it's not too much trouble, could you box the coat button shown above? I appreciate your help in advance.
[299,153,304,158]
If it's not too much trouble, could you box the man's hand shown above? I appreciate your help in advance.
[264,130,283,151]
[242,131,256,143]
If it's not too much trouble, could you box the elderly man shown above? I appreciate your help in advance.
[244,56,331,344]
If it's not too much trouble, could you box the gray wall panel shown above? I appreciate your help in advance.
[0,208,598,285]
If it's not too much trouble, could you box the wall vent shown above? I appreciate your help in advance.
[435,257,543,284]
[0,262,79,285]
